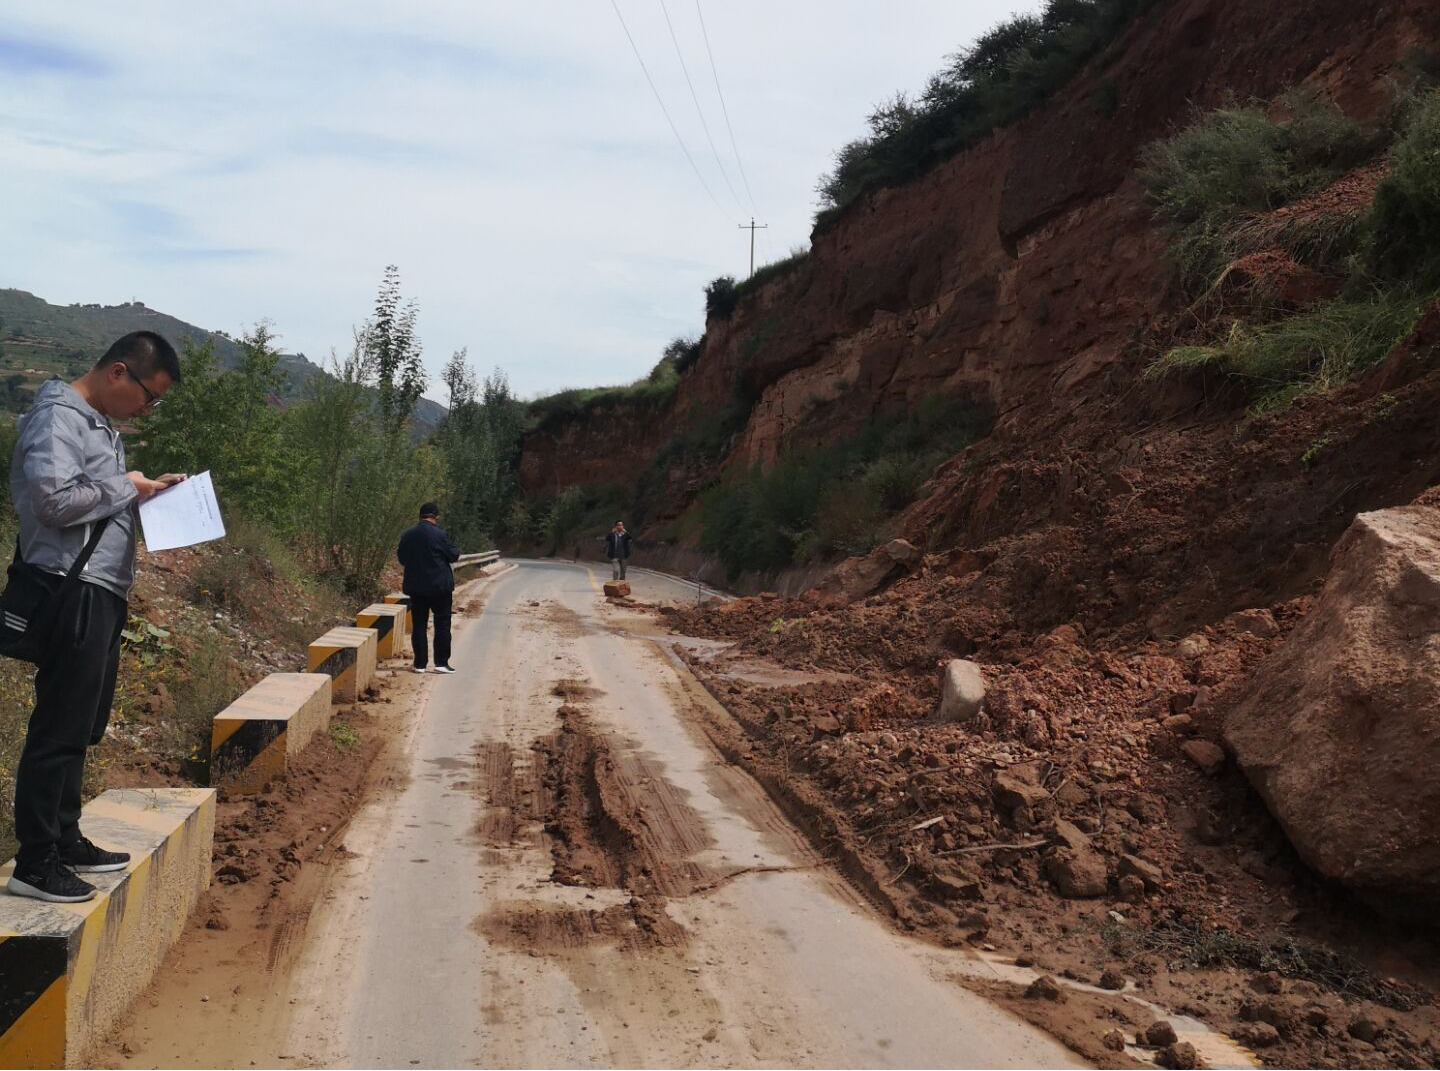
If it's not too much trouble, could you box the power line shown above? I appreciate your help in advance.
[694,0,760,217]
[657,0,745,213]
[608,0,736,224]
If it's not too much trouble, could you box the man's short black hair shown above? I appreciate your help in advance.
[419,502,439,518]
[97,331,181,383]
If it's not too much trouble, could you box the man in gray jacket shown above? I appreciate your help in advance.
[7,331,183,903]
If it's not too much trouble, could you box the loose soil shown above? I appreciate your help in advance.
[663,570,1440,1068]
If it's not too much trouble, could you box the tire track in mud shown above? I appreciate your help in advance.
[471,672,723,955]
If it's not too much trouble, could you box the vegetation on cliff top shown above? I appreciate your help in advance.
[813,0,1169,227]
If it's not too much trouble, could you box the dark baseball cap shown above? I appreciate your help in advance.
[419,502,440,517]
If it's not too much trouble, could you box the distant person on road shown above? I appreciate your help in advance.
[604,519,633,581]
[6,332,185,903]
[397,502,460,675]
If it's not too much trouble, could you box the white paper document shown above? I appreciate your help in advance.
[138,470,226,551]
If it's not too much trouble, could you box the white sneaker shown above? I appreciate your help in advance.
[413,666,428,674]
[434,665,456,674]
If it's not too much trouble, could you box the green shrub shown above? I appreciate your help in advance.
[699,396,990,576]
[1363,89,1440,286]
[860,453,934,512]
[705,275,739,320]
[1139,88,1440,412]
[808,481,888,560]
[526,374,680,435]
[1138,91,1378,290]
[666,334,704,375]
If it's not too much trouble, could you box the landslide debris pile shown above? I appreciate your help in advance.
[669,512,1440,1065]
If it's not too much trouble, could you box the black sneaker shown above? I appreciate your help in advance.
[8,850,97,903]
[61,836,131,873]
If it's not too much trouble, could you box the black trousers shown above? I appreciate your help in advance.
[14,581,126,866]
[409,591,452,669]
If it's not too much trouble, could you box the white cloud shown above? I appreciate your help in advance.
[0,1,1042,399]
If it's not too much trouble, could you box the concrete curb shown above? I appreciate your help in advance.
[0,788,216,1068]
[307,626,378,702]
[357,604,407,660]
[209,673,334,794]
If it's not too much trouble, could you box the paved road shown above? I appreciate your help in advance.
[509,556,732,605]
[280,560,1085,1068]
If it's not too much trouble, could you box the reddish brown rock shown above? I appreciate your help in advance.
[1226,505,1440,919]
[1044,848,1108,898]
[1181,739,1226,775]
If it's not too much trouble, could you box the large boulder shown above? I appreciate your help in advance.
[1225,505,1440,920]
[813,540,920,602]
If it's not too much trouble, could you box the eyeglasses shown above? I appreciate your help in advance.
[123,365,163,409]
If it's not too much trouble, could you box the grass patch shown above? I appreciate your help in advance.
[734,247,811,301]
[0,659,35,860]
[331,721,360,750]
[165,632,249,779]
[1101,918,1426,1010]
[526,351,682,434]
[194,514,351,650]
[1145,287,1433,412]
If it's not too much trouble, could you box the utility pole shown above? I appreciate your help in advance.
[739,217,768,278]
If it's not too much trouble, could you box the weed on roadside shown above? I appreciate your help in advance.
[331,721,360,750]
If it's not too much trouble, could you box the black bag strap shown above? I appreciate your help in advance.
[13,517,111,587]
[64,517,110,585]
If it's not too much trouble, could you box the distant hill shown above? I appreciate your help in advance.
[0,288,446,432]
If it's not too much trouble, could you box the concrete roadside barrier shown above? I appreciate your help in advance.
[356,604,406,660]
[209,673,333,794]
[0,788,215,1068]
[306,626,378,702]
[382,593,410,635]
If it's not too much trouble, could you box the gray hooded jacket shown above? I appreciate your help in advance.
[10,380,139,600]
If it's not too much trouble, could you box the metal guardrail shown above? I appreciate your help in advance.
[454,549,500,571]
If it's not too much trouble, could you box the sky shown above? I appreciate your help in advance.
[1,1,1041,401]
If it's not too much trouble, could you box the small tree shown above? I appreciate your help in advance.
[364,265,428,442]
[135,325,298,525]
[290,337,445,594]
[434,350,524,549]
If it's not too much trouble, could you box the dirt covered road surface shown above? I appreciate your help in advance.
[107,561,1104,1069]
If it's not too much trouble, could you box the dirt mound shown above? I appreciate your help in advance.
[476,897,685,954]
[1227,502,1440,918]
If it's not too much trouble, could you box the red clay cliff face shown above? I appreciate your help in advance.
[518,0,1440,612]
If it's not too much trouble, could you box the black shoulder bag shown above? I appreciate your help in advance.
[0,518,110,664]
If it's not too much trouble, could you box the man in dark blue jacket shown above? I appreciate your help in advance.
[396,503,460,674]
[604,519,633,581]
